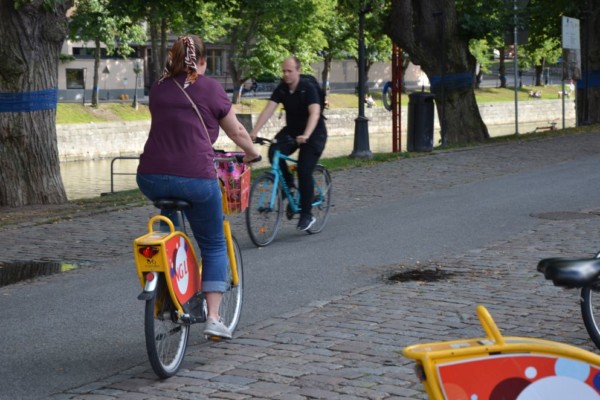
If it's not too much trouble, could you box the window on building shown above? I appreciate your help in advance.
[72,47,115,58]
[72,47,96,58]
[66,69,85,89]
[206,49,223,76]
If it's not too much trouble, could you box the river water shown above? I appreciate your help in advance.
[60,157,139,200]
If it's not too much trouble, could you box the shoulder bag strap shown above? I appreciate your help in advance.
[172,78,212,143]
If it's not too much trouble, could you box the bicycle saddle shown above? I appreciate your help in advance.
[153,199,191,211]
[537,257,600,288]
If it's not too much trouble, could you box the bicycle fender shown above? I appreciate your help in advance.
[137,274,159,300]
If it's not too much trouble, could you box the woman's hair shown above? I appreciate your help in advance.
[159,35,206,86]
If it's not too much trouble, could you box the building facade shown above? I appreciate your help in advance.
[57,40,428,102]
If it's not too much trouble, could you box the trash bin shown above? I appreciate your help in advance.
[407,92,435,152]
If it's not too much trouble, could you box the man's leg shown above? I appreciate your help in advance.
[296,144,321,230]
[268,131,298,189]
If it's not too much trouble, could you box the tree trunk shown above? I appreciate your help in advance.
[0,0,70,207]
[228,38,242,104]
[499,47,507,88]
[321,55,332,92]
[160,18,168,71]
[386,0,489,145]
[401,56,410,93]
[149,20,160,85]
[92,38,100,106]
[534,64,543,86]
[578,2,600,125]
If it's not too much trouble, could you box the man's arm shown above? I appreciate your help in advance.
[296,103,320,144]
[250,100,279,140]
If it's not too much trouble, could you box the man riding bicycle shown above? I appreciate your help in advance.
[250,56,327,231]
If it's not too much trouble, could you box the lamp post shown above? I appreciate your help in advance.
[133,59,142,110]
[350,1,372,159]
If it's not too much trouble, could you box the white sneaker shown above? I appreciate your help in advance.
[204,317,232,339]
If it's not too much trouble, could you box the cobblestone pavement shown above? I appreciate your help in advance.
[3,131,600,399]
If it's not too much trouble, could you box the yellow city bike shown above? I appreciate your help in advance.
[403,305,600,399]
[133,152,255,378]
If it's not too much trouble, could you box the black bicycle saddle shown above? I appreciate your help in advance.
[153,199,191,211]
[537,257,600,288]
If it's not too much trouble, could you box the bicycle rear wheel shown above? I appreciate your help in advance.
[246,173,282,247]
[308,165,332,234]
[144,275,190,378]
[581,284,600,350]
[220,235,244,334]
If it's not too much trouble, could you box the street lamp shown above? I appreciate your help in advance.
[133,59,142,110]
[350,1,373,159]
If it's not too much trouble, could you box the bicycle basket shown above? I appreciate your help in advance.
[216,155,251,214]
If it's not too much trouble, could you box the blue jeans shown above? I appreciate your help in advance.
[136,174,227,293]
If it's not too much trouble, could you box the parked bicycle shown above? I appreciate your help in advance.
[404,304,600,399]
[133,152,255,378]
[245,137,332,247]
[537,252,600,350]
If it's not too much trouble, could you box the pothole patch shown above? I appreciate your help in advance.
[388,268,456,282]
[531,211,598,220]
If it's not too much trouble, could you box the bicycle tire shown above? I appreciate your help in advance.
[246,172,282,247]
[308,165,332,234]
[144,275,190,378]
[219,235,244,334]
[581,284,600,350]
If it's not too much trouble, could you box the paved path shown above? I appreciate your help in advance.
[3,131,600,399]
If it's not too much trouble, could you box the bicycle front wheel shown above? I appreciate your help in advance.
[581,284,600,350]
[220,235,244,334]
[308,165,332,234]
[144,275,190,379]
[246,173,282,247]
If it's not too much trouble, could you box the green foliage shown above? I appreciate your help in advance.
[469,39,495,73]
[59,53,76,63]
[69,0,146,57]
[457,0,509,41]
[220,0,336,82]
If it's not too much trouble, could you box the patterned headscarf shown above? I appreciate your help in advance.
[158,36,198,87]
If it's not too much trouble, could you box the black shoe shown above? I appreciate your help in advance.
[297,214,316,231]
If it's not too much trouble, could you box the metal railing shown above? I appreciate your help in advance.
[101,156,140,195]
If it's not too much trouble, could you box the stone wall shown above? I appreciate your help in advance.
[57,99,576,162]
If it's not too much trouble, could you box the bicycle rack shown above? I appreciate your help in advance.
[101,156,139,196]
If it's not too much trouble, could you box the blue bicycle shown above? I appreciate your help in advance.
[245,137,332,247]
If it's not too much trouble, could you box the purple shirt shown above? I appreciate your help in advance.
[138,73,232,179]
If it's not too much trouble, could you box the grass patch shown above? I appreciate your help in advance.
[57,85,569,124]
[56,103,150,124]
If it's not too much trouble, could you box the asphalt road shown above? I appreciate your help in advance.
[1,132,600,399]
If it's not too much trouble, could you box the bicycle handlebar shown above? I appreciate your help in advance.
[253,137,272,146]
[214,149,262,164]
[254,136,296,146]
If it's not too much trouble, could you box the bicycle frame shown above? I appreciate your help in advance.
[133,192,240,319]
[404,305,600,399]
[134,215,203,317]
[133,153,249,378]
[264,148,326,214]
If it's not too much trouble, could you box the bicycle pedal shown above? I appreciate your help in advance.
[204,334,230,342]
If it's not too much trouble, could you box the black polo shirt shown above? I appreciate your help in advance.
[270,78,327,141]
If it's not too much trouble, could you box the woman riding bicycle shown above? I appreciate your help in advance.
[136,35,260,339]
[250,56,327,231]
